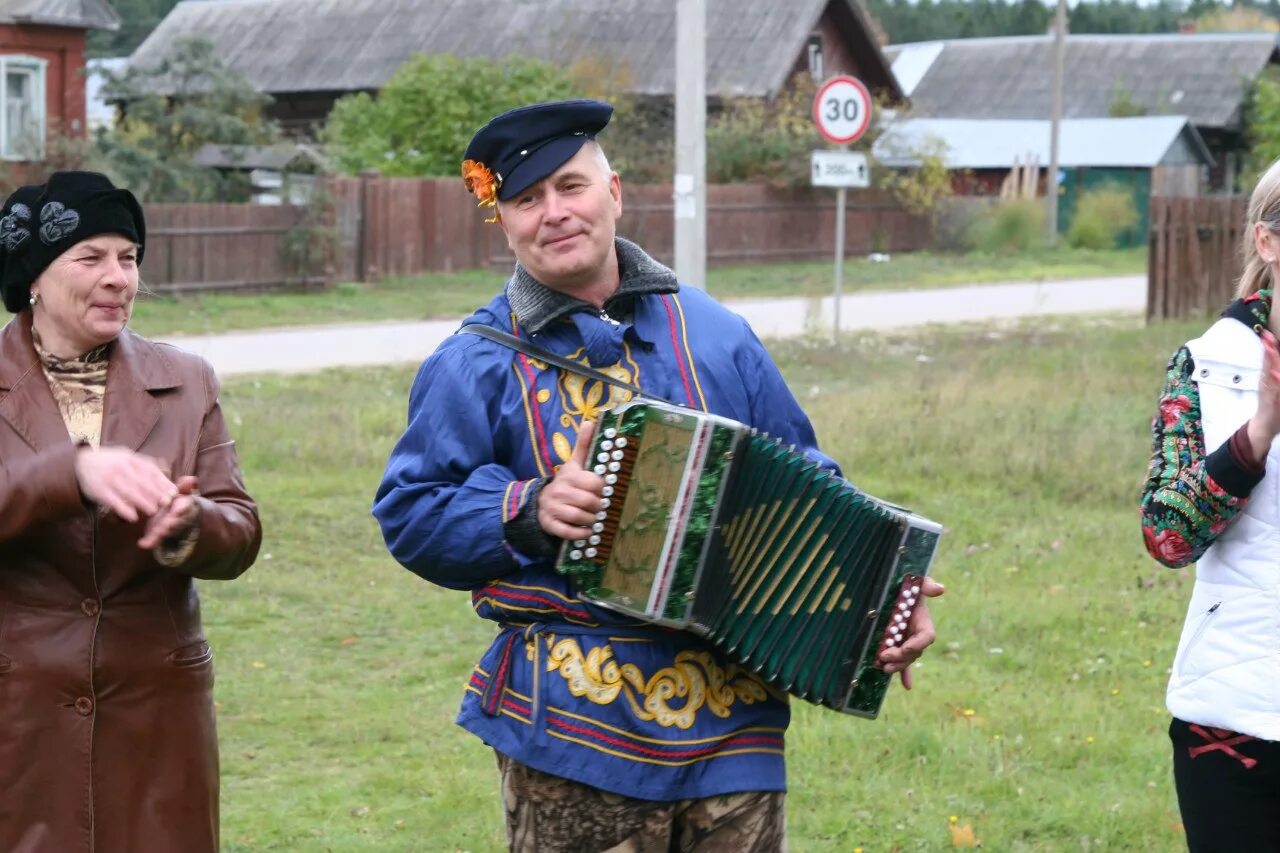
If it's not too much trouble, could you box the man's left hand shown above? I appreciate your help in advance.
[876,577,945,690]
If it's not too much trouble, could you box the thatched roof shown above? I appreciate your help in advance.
[0,0,119,30]
[885,34,1280,131]
[131,0,899,99]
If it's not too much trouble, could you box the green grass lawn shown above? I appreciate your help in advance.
[206,311,1196,851]
[129,246,1146,339]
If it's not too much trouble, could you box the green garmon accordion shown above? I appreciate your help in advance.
[556,399,942,719]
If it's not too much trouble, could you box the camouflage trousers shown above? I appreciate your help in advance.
[495,751,787,853]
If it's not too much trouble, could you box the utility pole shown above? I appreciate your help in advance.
[674,0,707,289]
[1046,0,1067,247]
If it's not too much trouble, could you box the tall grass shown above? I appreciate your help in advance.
[1068,186,1140,251]
[206,313,1203,850]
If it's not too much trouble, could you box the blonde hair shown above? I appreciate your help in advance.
[1238,157,1280,297]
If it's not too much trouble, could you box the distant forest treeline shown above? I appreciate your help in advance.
[88,0,180,57]
[864,0,1278,44]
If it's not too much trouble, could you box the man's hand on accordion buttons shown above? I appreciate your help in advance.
[538,419,607,542]
[877,577,945,690]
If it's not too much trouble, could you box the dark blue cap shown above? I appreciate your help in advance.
[463,99,613,202]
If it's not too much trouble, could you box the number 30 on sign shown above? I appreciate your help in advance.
[813,76,872,146]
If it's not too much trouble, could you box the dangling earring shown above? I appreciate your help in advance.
[28,292,37,307]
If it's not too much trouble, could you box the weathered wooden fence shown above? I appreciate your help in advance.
[326,176,501,281]
[1147,196,1248,322]
[327,176,931,282]
[144,203,328,293]
[139,179,930,293]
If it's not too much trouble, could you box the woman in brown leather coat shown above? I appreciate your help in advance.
[0,172,261,851]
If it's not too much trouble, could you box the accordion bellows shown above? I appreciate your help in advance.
[557,400,942,719]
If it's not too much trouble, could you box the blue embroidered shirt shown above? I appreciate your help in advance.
[373,239,838,801]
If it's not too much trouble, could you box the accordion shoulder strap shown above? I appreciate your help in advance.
[459,323,677,406]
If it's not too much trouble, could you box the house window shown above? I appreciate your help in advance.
[0,55,46,161]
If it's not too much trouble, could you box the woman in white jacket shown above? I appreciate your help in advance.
[1142,158,1280,852]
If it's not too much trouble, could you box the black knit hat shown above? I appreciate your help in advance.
[0,171,146,313]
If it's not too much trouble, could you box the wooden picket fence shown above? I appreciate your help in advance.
[321,176,931,283]
[137,178,931,293]
[143,203,328,293]
[1147,196,1249,322]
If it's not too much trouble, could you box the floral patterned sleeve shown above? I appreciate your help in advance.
[1140,346,1263,568]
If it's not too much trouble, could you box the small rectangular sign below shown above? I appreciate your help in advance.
[811,150,870,188]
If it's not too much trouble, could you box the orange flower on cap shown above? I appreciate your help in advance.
[461,159,499,223]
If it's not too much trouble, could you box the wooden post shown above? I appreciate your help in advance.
[674,0,707,289]
[356,169,378,282]
[1046,0,1067,246]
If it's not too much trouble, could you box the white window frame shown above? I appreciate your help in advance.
[0,54,47,161]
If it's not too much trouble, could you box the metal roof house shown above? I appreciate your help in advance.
[132,0,902,136]
[0,0,117,30]
[0,0,119,162]
[875,116,1211,169]
[885,33,1280,192]
[875,115,1216,245]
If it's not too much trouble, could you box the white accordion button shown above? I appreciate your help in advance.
[592,522,604,533]
[899,602,909,611]
[615,437,628,448]
[600,440,614,451]
[593,465,606,475]
[906,597,917,606]
[610,450,624,461]
[573,539,586,547]
[607,462,621,473]
[595,511,607,521]
[604,428,617,439]
[597,452,610,463]
[911,585,921,595]
[884,638,897,647]
[605,474,618,485]
[602,486,614,497]
[569,549,583,560]
[600,498,611,509]
[588,535,601,545]
[585,547,598,557]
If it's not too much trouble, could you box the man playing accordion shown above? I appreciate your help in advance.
[373,99,943,851]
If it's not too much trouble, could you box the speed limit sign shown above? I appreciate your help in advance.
[813,76,872,145]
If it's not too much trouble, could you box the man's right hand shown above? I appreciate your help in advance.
[75,445,177,523]
[537,419,605,541]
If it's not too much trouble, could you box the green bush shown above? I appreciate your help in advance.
[965,199,1045,254]
[322,55,577,177]
[1066,185,1138,250]
[706,74,821,185]
[1243,67,1280,190]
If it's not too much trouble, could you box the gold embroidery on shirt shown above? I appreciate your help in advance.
[534,343,640,465]
[540,637,772,730]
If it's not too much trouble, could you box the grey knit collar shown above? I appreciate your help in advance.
[506,237,679,336]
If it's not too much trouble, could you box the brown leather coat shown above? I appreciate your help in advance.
[0,314,261,852]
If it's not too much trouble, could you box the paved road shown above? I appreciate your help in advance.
[158,275,1146,377]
